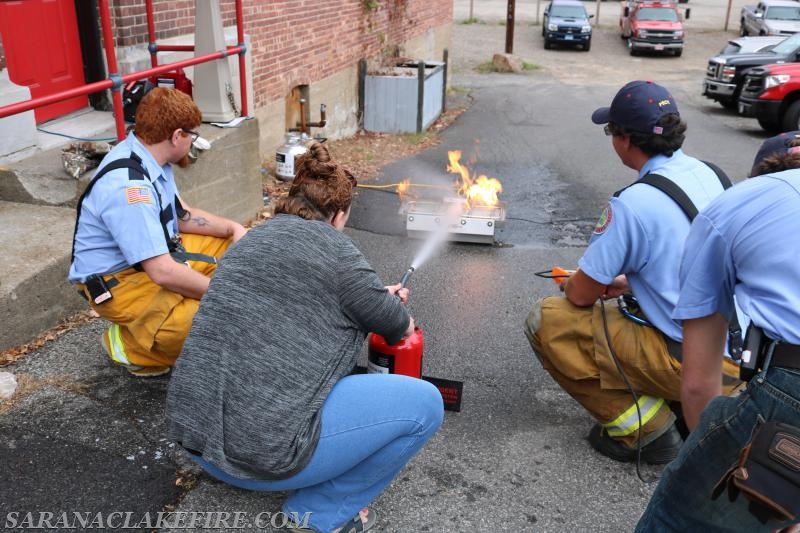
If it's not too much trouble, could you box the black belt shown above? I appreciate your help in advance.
[772,342,800,371]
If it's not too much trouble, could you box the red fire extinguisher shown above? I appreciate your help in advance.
[367,326,424,379]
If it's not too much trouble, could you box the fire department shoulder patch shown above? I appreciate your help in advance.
[593,203,613,234]
[126,186,152,205]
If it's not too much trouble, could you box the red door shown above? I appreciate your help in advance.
[0,0,87,123]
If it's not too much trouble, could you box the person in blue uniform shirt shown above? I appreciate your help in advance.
[636,133,800,532]
[69,87,246,377]
[525,80,740,465]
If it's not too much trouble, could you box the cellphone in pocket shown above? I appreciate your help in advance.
[85,275,113,305]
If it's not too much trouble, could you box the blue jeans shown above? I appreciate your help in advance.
[636,367,800,532]
[189,373,444,532]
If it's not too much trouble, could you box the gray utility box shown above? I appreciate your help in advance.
[363,61,445,134]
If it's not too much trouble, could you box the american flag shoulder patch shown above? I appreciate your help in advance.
[126,186,152,204]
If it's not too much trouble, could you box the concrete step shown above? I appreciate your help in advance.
[0,109,117,207]
[0,201,85,351]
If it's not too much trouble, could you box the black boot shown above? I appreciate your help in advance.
[587,423,683,465]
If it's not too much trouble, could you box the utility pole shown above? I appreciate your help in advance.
[469,0,474,21]
[505,0,516,54]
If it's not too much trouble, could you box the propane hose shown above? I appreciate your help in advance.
[356,183,451,191]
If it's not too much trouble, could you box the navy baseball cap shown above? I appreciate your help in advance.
[751,131,800,172]
[591,80,679,134]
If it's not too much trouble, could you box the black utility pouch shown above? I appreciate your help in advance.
[740,325,764,382]
[85,275,113,305]
[712,421,800,524]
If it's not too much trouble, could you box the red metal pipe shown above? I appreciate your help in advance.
[119,47,245,84]
[98,0,127,140]
[155,44,195,52]
[0,46,247,121]
[153,44,240,54]
[146,0,158,68]
[0,2,249,133]
[236,0,249,116]
[0,79,114,118]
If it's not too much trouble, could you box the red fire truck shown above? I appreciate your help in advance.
[620,0,688,57]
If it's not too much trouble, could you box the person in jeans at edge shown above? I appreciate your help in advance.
[524,80,741,465]
[165,143,444,533]
[635,134,800,531]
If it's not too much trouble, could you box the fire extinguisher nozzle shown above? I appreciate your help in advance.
[399,267,415,289]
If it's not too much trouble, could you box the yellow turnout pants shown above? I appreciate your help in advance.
[76,233,231,369]
[524,296,741,448]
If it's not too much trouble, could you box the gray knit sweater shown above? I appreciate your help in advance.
[165,214,410,479]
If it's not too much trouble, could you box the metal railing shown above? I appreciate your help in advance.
[0,0,248,141]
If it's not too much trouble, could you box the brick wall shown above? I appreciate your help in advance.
[108,0,452,109]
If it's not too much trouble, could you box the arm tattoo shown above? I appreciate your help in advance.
[190,216,210,227]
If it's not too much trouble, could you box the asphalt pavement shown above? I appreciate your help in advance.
[0,11,776,533]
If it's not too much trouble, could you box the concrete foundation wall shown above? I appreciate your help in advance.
[257,21,453,166]
[0,202,84,352]
[174,117,262,224]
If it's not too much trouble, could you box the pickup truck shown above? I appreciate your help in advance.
[542,0,594,51]
[738,62,800,131]
[740,0,800,37]
[704,31,800,109]
[620,0,686,57]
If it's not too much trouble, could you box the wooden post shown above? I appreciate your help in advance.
[505,0,515,54]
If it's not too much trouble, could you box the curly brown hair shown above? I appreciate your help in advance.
[609,114,687,157]
[275,143,354,221]
[750,138,800,177]
[134,88,202,145]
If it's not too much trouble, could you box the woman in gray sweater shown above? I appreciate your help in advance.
[166,143,444,533]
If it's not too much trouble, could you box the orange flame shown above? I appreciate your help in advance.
[447,150,502,208]
[396,179,412,202]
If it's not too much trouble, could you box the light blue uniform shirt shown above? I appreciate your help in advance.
[68,133,180,283]
[578,149,727,341]
[674,170,800,344]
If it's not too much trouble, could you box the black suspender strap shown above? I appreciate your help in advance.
[701,160,733,189]
[612,162,744,360]
[71,153,180,267]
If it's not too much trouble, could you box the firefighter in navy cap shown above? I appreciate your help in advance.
[69,88,246,377]
[636,133,800,532]
[524,80,741,464]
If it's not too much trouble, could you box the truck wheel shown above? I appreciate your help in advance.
[544,38,552,50]
[584,39,591,52]
[757,115,781,133]
[740,22,747,36]
[781,100,800,132]
[674,48,682,57]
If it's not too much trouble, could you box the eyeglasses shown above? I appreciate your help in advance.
[603,124,613,136]
[182,129,200,142]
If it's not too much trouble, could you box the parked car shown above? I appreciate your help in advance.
[619,0,687,57]
[739,62,800,131]
[718,35,785,55]
[542,0,594,51]
[740,0,800,37]
[704,31,800,109]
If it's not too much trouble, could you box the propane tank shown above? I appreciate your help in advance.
[367,327,424,379]
[275,133,308,181]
